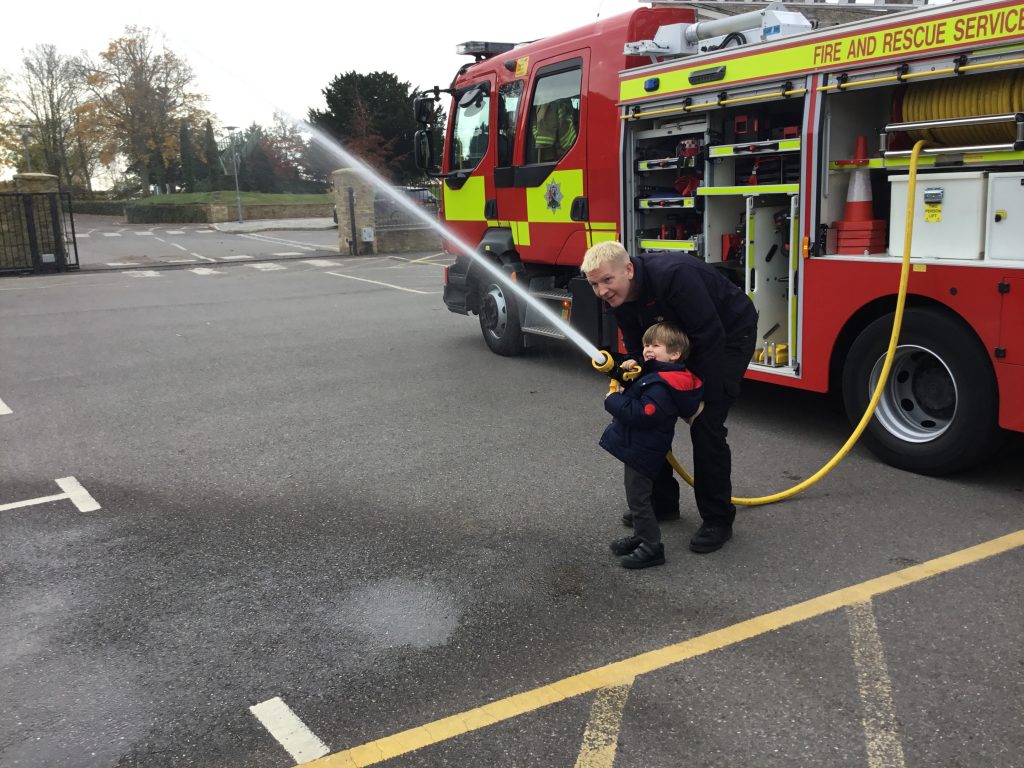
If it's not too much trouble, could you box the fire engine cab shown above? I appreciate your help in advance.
[413,0,1024,476]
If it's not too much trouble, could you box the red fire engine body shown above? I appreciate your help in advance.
[415,0,1024,475]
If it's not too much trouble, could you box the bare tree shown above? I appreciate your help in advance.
[80,26,208,195]
[12,44,85,189]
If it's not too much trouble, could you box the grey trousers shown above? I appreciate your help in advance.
[624,465,661,545]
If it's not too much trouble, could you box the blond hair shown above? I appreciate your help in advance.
[581,240,629,274]
[643,322,690,360]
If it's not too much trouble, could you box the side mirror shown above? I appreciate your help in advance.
[414,129,440,175]
[414,93,436,125]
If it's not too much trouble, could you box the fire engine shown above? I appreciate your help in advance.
[412,0,1024,476]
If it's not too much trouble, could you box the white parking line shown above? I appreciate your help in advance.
[171,242,188,251]
[135,231,155,236]
[166,230,185,235]
[248,263,286,271]
[302,259,341,268]
[106,261,141,267]
[220,254,253,261]
[165,259,198,264]
[123,270,161,277]
[197,230,216,234]
[325,271,433,294]
[240,233,324,252]
[190,252,217,263]
[55,476,102,512]
[103,232,122,237]
[273,252,303,257]
[0,476,101,513]
[189,267,224,275]
[250,697,330,763]
[77,233,90,238]
[0,396,11,415]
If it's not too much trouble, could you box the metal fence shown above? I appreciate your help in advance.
[373,183,441,230]
[0,192,79,274]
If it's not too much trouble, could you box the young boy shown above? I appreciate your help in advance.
[600,322,704,569]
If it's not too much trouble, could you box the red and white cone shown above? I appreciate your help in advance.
[833,136,886,254]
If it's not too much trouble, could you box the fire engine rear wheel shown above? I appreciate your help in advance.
[479,281,524,356]
[842,308,1000,476]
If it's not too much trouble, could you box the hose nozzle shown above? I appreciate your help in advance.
[592,350,615,374]
[593,349,642,395]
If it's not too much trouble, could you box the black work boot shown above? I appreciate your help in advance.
[621,541,666,569]
[689,524,733,553]
[609,535,642,556]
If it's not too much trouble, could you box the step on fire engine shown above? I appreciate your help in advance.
[412,0,1024,475]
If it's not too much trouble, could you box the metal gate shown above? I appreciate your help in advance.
[0,192,79,274]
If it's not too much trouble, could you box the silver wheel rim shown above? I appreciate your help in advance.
[868,344,956,443]
[482,285,508,339]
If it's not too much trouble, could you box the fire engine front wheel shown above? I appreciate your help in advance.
[842,308,1001,476]
[479,281,524,356]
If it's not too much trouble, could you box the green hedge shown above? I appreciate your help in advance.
[124,204,209,224]
[72,201,126,216]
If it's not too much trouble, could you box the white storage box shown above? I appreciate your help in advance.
[889,171,986,259]
[985,172,1024,261]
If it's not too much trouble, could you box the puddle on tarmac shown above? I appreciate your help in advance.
[336,577,459,650]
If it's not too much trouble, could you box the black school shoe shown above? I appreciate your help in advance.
[689,524,733,553]
[620,509,681,526]
[609,535,642,556]
[621,541,666,569]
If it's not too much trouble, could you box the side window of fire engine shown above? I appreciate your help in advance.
[525,64,581,165]
[449,84,490,172]
[497,80,523,168]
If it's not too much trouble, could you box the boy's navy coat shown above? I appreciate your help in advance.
[600,359,704,478]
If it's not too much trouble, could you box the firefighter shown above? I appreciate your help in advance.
[582,241,757,554]
[531,98,578,163]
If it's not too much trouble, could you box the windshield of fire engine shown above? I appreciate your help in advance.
[450,84,490,172]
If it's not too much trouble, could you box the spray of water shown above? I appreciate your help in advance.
[300,121,607,364]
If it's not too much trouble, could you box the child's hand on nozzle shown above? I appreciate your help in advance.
[620,359,638,371]
[606,381,624,397]
[684,401,705,425]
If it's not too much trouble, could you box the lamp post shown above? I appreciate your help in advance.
[15,123,32,172]
[223,126,243,223]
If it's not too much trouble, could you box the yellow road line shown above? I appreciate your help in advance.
[847,602,907,768]
[573,681,634,768]
[388,252,449,266]
[304,529,1024,768]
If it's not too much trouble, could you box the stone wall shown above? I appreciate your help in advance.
[376,227,443,254]
[332,169,443,255]
[332,169,376,255]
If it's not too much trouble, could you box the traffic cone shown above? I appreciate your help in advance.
[832,136,886,254]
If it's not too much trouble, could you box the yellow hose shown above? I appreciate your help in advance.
[902,70,1024,145]
[667,140,929,506]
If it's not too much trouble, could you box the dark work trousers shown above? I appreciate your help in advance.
[624,465,661,545]
[686,327,758,527]
[650,460,680,517]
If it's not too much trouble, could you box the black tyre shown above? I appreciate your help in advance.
[478,281,524,356]
[842,308,1000,475]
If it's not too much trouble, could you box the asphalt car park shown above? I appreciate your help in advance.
[1,254,1021,767]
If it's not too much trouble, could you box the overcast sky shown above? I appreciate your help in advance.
[5,0,642,134]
